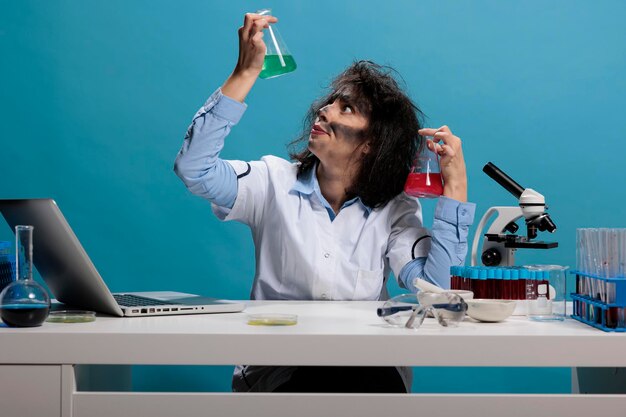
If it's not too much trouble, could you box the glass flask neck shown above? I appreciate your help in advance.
[15,225,34,281]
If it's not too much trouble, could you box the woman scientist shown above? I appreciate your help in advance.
[174,12,475,393]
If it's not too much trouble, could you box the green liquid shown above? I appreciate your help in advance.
[46,315,95,323]
[259,54,297,79]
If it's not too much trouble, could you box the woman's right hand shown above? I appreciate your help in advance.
[222,12,277,102]
[235,13,277,76]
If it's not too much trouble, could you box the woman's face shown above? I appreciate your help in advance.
[308,89,370,168]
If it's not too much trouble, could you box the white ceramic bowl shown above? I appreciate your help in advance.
[465,299,517,322]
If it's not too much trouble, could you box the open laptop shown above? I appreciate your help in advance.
[0,199,245,317]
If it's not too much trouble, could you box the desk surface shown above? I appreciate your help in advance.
[1,301,624,367]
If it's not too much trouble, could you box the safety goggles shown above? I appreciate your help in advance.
[377,291,468,329]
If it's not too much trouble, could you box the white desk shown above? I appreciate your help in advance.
[1,301,626,417]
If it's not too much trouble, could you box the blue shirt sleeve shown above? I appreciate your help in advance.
[173,89,247,208]
[398,196,476,291]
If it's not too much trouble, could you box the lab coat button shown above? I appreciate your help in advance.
[324,253,330,258]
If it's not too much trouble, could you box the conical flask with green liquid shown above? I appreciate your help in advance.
[257,8,297,79]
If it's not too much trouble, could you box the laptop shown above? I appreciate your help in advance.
[0,199,245,317]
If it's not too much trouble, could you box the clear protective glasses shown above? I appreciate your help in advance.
[377,291,468,329]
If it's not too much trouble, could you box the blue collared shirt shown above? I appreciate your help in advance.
[291,162,371,221]
[174,89,476,293]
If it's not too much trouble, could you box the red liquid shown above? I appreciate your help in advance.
[404,173,444,198]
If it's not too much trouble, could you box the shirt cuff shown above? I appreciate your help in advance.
[435,196,476,226]
[204,88,248,125]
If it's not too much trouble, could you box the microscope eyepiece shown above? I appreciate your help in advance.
[483,162,525,199]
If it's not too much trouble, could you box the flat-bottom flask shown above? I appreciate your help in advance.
[0,225,50,327]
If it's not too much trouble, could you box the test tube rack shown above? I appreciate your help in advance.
[450,266,550,301]
[570,270,626,332]
[450,266,558,316]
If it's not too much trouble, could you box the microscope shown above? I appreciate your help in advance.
[470,162,558,266]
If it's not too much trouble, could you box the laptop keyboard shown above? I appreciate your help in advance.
[113,294,172,307]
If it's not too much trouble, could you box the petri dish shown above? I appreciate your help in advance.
[247,313,297,326]
[46,310,96,323]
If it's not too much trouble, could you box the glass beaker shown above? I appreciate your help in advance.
[256,8,297,79]
[525,265,567,321]
[0,225,50,327]
[404,136,444,198]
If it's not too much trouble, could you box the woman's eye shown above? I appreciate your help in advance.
[342,105,353,114]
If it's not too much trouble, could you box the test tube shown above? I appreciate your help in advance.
[450,266,457,289]
[494,268,501,299]
[584,228,592,274]
[503,268,511,300]
[576,229,584,272]
[598,227,609,278]
[617,228,626,278]
[469,267,478,295]
[510,268,519,300]
[596,228,603,277]
[578,273,583,297]
[478,268,487,299]
[487,268,496,299]
[461,267,472,291]
[609,229,619,278]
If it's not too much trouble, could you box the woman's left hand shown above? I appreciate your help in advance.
[418,126,468,202]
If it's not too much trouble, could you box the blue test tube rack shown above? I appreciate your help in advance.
[570,270,626,332]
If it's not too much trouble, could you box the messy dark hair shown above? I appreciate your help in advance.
[288,60,424,209]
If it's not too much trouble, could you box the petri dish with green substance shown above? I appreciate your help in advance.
[46,310,96,323]
[247,313,297,326]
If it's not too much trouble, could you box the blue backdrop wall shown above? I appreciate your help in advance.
[2,0,625,393]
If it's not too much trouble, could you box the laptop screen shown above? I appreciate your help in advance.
[0,199,124,316]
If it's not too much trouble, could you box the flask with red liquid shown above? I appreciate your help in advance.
[404,136,444,198]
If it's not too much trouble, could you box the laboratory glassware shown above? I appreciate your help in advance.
[404,136,444,198]
[256,8,297,79]
[525,265,567,321]
[0,225,50,327]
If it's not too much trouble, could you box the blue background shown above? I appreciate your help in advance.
[1,0,625,393]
